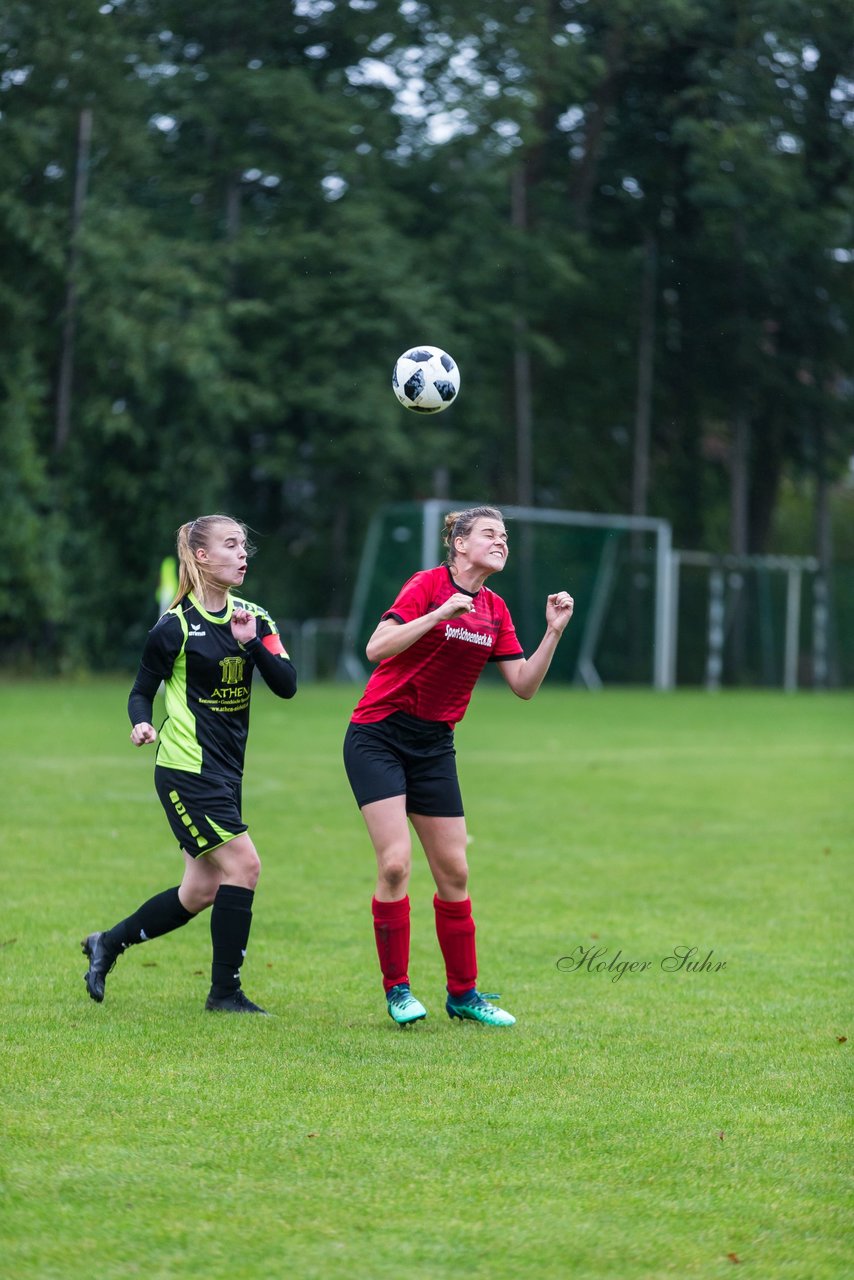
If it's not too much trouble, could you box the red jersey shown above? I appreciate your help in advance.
[351,565,523,727]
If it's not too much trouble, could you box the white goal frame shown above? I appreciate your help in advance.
[665,550,821,691]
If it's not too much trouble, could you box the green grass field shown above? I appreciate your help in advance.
[1,680,851,1279]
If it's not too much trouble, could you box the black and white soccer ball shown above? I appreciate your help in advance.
[392,346,461,414]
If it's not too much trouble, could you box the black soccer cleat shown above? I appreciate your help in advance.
[81,931,118,1003]
[205,988,269,1015]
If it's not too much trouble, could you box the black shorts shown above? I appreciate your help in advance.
[343,711,464,817]
[154,766,247,857]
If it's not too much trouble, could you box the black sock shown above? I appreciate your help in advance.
[104,886,195,954]
[209,884,254,997]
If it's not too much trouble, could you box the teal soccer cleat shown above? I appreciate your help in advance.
[446,989,516,1027]
[386,983,427,1026]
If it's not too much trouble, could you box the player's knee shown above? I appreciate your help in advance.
[241,850,261,889]
[218,838,261,889]
[442,860,469,896]
[192,884,219,911]
[378,852,410,894]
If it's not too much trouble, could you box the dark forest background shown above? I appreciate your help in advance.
[1,0,852,673]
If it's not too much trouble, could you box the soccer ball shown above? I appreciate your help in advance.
[392,346,460,414]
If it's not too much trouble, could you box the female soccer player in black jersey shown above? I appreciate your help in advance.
[82,514,297,1014]
[343,506,574,1028]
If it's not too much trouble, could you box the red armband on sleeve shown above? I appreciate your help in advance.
[262,633,288,657]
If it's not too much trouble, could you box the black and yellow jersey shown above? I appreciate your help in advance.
[128,592,297,780]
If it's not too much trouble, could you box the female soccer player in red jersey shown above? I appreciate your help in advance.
[343,506,574,1027]
[81,514,297,1014]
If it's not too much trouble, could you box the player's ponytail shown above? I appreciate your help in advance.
[442,506,504,564]
[168,514,252,610]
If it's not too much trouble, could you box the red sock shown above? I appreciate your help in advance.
[434,895,477,996]
[372,895,411,992]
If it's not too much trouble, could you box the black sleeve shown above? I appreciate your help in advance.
[244,637,298,700]
[128,615,183,725]
[128,665,161,727]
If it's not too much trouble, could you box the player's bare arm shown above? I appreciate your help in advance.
[499,591,574,700]
[366,593,474,663]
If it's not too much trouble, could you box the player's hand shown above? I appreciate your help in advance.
[130,722,157,746]
[436,593,475,620]
[546,591,574,633]
[231,607,257,644]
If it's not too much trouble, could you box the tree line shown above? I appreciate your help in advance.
[1,0,852,671]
